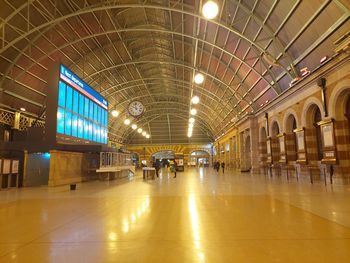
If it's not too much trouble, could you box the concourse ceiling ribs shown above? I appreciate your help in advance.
[0,0,349,144]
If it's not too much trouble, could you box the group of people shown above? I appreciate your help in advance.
[214,160,225,174]
[152,159,177,178]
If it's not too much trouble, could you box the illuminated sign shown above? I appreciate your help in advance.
[56,64,108,144]
[59,64,108,110]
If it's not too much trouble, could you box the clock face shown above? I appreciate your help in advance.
[128,101,144,117]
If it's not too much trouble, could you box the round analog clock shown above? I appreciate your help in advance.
[128,101,145,117]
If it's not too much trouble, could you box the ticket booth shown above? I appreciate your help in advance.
[0,159,20,189]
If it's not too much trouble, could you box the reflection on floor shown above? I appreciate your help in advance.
[0,168,350,262]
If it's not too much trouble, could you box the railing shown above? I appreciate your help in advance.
[99,152,132,168]
[0,107,45,130]
[0,107,122,145]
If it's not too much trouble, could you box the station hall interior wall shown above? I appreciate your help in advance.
[126,144,212,165]
[210,55,350,181]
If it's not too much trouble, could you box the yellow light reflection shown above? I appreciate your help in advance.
[122,220,129,233]
[198,252,205,261]
[188,194,205,262]
[123,224,129,233]
[114,196,151,236]
[199,168,204,180]
[108,242,117,250]
[108,232,117,241]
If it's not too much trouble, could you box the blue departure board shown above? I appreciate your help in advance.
[56,64,108,144]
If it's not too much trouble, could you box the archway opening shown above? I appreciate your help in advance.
[345,96,350,142]
[285,114,297,162]
[151,150,175,167]
[189,150,210,167]
[305,105,323,162]
[332,90,350,174]
[271,122,279,137]
[270,121,280,163]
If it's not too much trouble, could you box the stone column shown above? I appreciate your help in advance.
[239,131,245,170]
[250,116,260,173]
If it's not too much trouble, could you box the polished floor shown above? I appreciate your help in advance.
[0,168,350,262]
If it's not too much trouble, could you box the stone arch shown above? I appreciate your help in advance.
[328,83,350,120]
[303,102,323,162]
[269,117,281,137]
[270,121,280,137]
[283,109,299,132]
[301,97,324,127]
[146,145,187,156]
[328,79,350,119]
[259,125,267,142]
[189,149,211,156]
[151,150,176,158]
[283,112,298,162]
[269,119,281,164]
[328,82,350,175]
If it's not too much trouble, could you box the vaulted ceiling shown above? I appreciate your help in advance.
[0,0,349,144]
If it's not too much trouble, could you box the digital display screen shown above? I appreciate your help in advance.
[56,64,108,144]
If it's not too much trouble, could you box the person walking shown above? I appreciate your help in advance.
[173,160,178,178]
[155,159,160,177]
[216,160,220,173]
[221,161,225,174]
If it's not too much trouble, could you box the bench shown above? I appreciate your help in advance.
[96,166,135,181]
[142,167,156,180]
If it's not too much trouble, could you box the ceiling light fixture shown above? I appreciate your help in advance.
[189,117,195,123]
[194,73,204,84]
[202,1,219,19]
[320,56,328,64]
[191,96,200,104]
[124,119,131,125]
[301,69,310,77]
[137,128,143,133]
[142,131,147,136]
[190,108,197,115]
[146,134,150,139]
[20,107,26,112]
[111,110,119,117]
[131,124,137,130]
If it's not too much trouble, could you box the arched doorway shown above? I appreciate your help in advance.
[151,150,175,167]
[285,114,297,162]
[331,88,350,177]
[259,127,267,174]
[270,121,280,164]
[305,104,323,163]
[189,150,210,167]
